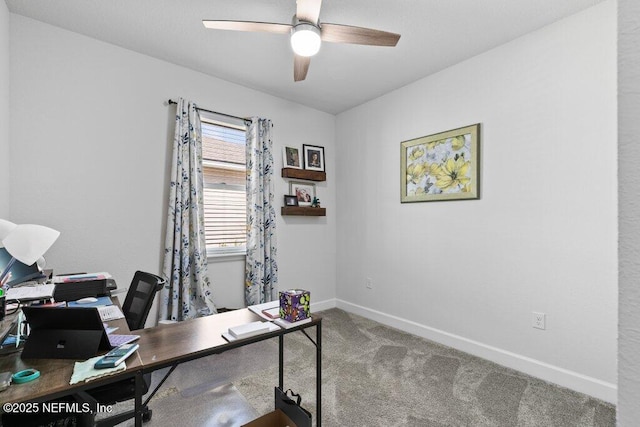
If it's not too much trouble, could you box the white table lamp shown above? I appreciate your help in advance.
[0,224,60,285]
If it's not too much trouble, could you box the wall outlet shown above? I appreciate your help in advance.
[532,312,546,330]
[366,278,373,289]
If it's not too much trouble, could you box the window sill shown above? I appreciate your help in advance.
[207,251,246,262]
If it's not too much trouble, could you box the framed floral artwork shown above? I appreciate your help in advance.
[401,123,480,202]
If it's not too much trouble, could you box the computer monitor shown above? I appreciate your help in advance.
[0,247,41,287]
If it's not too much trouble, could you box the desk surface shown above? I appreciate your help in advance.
[0,308,321,412]
[136,309,322,372]
[0,314,139,404]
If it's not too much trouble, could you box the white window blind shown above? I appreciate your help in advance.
[201,118,247,256]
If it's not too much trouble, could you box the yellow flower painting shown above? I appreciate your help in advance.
[434,157,471,190]
[400,124,480,202]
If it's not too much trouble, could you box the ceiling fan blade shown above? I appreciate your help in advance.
[203,20,292,34]
[294,55,311,82]
[296,0,322,24]
[321,23,400,46]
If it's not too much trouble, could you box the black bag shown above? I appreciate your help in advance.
[275,387,312,427]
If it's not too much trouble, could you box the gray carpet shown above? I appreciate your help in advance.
[122,308,615,426]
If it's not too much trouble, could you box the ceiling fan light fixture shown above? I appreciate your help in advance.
[290,23,321,57]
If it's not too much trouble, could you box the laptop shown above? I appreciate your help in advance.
[0,247,42,287]
[21,306,113,359]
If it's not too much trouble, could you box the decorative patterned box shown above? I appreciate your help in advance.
[279,289,310,323]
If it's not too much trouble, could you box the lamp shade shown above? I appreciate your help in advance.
[0,219,17,246]
[2,224,60,266]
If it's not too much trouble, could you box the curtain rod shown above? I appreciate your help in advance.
[167,99,251,124]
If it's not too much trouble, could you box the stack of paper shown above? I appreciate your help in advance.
[261,307,280,319]
[6,283,55,301]
[53,272,112,283]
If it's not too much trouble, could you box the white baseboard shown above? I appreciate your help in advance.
[334,299,616,404]
[311,298,337,313]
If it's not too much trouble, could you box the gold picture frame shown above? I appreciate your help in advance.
[401,123,480,202]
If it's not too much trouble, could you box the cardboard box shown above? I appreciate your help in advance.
[242,409,298,427]
[279,289,310,323]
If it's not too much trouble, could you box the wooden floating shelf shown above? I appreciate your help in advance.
[281,168,326,182]
[281,207,326,216]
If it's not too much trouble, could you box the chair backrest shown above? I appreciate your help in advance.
[121,271,165,331]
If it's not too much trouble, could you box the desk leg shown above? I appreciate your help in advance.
[134,370,143,427]
[279,335,284,390]
[317,321,322,427]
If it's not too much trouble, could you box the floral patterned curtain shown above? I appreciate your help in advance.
[245,118,278,305]
[160,98,217,321]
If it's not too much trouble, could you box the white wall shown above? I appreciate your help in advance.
[618,0,640,423]
[0,1,9,218]
[9,15,336,314]
[336,0,617,402]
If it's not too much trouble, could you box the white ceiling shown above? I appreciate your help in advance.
[5,0,603,114]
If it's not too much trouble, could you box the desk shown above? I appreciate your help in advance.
[0,309,322,427]
[135,309,322,426]
[0,314,142,407]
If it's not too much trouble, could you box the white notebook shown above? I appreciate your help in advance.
[222,321,280,342]
[247,300,279,321]
[228,321,270,339]
[98,305,125,322]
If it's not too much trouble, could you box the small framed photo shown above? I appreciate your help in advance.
[283,146,302,169]
[303,144,325,172]
[289,181,316,207]
[284,195,298,206]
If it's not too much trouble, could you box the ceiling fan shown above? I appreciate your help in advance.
[203,0,401,82]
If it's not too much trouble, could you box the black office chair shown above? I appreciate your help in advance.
[121,270,166,331]
[87,270,165,426]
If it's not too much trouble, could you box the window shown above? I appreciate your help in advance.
[201,116,247,256]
